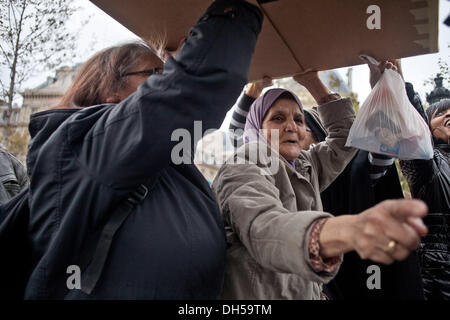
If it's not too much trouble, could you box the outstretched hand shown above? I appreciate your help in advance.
[319,199,428,265]
[350,199,427,264]
[245,76,273,98]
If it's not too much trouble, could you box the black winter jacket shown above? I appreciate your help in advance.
[24,0,263,299]
[401,83,449,300]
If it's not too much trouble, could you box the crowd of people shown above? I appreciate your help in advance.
[0,0,448,300]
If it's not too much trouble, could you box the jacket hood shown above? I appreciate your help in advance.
[27,108,79,177]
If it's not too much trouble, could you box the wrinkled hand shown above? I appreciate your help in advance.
[293,70,320,87]
[360,56,403,88]
[350,199,428,264]
[245,76,273,98]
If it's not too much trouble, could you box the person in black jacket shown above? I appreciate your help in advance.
[401,90,449,300]
[361,58,448,300]
[23,0,263,299]
[320,60,425,300]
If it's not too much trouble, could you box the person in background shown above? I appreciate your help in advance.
[303,58,425,300]
[301,106,424,300]
[213,68,428,300]
[22,0,263,299]
[310,128,425,300]
[0,145,28,204]
[363,57,448,299]
[398,62,449,299]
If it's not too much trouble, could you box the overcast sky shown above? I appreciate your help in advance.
[26,0,450,117]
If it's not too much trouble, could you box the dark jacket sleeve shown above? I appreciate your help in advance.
[68,0,263,189]
[400,82,434,196]
[405,82,428,123]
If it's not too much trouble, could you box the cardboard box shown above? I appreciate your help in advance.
[90,0,439,81]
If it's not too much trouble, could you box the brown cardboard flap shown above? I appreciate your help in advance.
[90,0,438,81]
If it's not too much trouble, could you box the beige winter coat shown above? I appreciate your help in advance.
[212,97,357,299]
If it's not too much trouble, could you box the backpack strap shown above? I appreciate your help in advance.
[80,184,148,295]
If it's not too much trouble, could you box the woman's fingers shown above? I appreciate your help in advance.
[354,223,415,264]
[354,199,428,264]
[387,242,412,261]
[378,200,427,250]
[384,61,397,71]
[367,248,395,265]
[382,199,428,220]
[368,243,411,265]
[406,217,429,237]
[261,76,273,87]
[382,218,421,251]
[352,216,393,261]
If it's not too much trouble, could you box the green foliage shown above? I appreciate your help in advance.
[395,159,411,197]
[328,73,341,91]
[349,92,360,114]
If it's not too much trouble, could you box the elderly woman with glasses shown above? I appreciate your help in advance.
[212,69,429,300]
[21,0,263,299]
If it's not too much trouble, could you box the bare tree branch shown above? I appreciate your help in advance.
[0,0,86,146]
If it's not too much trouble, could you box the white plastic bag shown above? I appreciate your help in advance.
[345,59,433,160]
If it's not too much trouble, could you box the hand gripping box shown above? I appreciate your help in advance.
[90,0,439,81]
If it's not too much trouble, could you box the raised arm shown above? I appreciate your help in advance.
[229,77,272,148]
[359,58,406,186]
[69,0,263,189]
[294,71,357,191]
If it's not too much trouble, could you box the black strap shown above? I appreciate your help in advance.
[80,184,148,295]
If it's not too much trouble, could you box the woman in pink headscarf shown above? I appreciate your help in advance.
[212,71,428,300]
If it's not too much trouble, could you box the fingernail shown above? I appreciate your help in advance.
[411,217,426,228]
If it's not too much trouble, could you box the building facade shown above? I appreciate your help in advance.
[0,66,78,161]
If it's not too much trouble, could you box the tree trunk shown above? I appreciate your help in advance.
[2,0,26,146]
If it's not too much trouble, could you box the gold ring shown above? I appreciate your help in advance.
[386,240,397,254]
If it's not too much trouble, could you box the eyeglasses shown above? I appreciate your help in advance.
[121,67,163,77]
